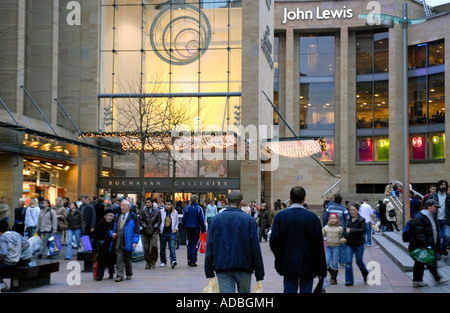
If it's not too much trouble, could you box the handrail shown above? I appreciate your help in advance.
[389,195,404,214]
[322,179,342,197]
[390,180,424,199]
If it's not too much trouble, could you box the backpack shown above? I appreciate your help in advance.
[402,214,425,242]
[402,220,412,242]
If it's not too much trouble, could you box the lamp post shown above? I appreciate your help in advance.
[359,4,426,228]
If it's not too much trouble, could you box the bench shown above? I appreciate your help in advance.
[0,261,59,292]
[77,251,94,272]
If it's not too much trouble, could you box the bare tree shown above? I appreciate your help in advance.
[113,75,212,205]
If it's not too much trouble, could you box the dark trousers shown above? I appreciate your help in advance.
[283,275,314,293]
[186,227,201,264]
[413,260,440,282]
[96,249,116,279]
[143,232,159,266]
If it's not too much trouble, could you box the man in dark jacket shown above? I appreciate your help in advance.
[204,190,264,293]
[80,195,96,237]
[409,199,448,287]
[270,186,326,293]
[139,198,161,269]
[182,194,206,267]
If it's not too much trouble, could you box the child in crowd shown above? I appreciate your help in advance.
[322,213,345,285]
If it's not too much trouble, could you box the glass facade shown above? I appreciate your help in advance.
[408,39,445,160]
[356,30,389,162]
[100,0,242,178]
[299,34,335,161]
[100,0,242,130]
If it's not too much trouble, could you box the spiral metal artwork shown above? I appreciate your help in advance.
[150,4,212,66]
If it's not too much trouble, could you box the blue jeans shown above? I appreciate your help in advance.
[345,244,369,284]
[364,222,372,246]
[283,275,314,293]
[326,246,340,270]
[438,220,448,254]
[160,232,176,264]
[216,272,252,293]
[26,226,36,239]
[66,228,81,259]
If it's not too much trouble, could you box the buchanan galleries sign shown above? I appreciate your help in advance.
[282,5,354,24]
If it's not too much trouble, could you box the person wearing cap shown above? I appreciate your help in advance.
[94,209,116,281]
[408,199,449,287]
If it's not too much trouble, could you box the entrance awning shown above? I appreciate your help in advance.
[0,121,123,155]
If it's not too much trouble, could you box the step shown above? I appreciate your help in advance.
[382,231,410,253]
[372,233,414,272]
[381,231,450,267]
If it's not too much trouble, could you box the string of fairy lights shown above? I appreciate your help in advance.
[81,131,327,158]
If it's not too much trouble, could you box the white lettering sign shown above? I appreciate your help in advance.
[282,6,353,24]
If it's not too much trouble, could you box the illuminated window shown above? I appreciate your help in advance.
[356,31,389,75]
[408,39,445,160]
[299,34,335,161]
[410,133,445,160]
[357,137,389,162]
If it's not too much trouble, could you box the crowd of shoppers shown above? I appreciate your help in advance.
[0,179,449,293]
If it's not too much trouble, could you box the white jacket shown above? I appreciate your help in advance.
[25,206,40,227]
[160,208,179,234]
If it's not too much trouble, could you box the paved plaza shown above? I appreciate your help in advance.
[3,232,448,294]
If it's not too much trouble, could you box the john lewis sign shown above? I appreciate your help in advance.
[282,6,354,24]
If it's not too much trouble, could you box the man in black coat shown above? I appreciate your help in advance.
[269,186,327,293]
[409,199,448,287]
[80,195,96,238]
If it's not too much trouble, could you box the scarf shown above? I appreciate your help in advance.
[421,209,437,244]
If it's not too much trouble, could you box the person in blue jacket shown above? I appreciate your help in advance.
[204,190,264,293]
[111,199,140,282]
[270,186,327,293]
[182,194,206,267]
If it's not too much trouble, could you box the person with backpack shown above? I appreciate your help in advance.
[159,200,178,269]
[408,199,449,287]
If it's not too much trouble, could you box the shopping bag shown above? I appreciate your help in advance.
[409,247,435,267]
[80,235,93,252]
[92,253,98,280]
[134,236,143,253]
[28,236,42,253]
[47,236,58,256]
[203,278,219,293]
[199,232,207,254]
[252,281,263,293]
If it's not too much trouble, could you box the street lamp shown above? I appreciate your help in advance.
[359,4,426,228]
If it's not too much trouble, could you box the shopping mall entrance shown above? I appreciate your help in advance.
[98,177,240,209]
